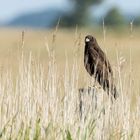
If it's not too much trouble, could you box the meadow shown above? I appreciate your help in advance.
[0,26,140,140]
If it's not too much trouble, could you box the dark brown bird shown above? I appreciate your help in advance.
[84,35,118,99]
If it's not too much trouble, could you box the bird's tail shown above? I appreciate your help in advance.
[102,80,119,100]
[111,85,119,100]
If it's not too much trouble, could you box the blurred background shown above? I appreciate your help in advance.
[0,0,140,28]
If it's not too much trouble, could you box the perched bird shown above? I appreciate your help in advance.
[84,35,118,99]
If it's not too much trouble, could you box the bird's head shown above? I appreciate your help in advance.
[85,35,96,45]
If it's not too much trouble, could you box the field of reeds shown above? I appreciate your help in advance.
[0,26,140,140]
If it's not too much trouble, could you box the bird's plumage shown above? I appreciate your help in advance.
[84,35,117,99]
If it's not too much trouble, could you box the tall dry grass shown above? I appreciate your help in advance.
[0,27,139,140]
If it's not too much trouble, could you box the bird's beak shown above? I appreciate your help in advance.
[85,38,90,42]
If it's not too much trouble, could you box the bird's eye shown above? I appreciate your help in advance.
[85,38,90,42]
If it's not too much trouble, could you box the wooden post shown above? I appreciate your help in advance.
[78,87,106,121]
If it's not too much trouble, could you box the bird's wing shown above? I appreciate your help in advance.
[89,46,113,75]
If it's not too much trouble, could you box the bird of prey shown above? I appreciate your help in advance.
[84,35,118,99]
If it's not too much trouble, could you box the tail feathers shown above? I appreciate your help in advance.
[104,82,119,100]
[100,80,119,100]
[111,85,119,100]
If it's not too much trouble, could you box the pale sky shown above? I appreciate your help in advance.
[0,0,67,22]
[0,0,140,23]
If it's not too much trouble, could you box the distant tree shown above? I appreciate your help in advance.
[61,0,103,27]
[104,8,125,26]
[134,16,140,26]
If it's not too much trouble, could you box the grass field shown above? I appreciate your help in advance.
[0,27,140,139]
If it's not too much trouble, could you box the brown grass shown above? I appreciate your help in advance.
[0,27,139,139]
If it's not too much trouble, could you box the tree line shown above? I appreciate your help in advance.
[60,0,140,27]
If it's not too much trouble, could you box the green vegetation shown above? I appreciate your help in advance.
[103,8,125,26]
[61,0,103,27]
[134,16,140,26]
